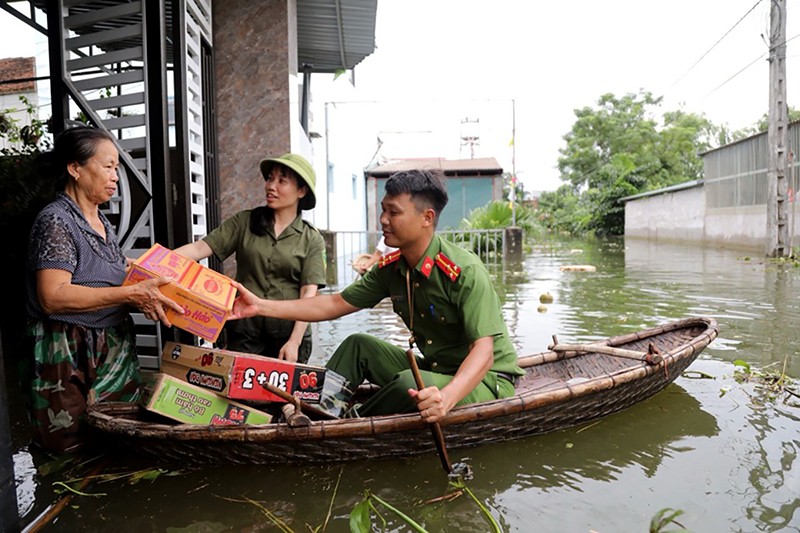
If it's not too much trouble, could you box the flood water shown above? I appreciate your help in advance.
[8,236,800,532]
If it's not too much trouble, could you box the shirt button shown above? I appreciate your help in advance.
[414,282,420,288]
[426,339,433,345]
[431,361,438,368]
[420,313,425,318]
[439,316,445,321]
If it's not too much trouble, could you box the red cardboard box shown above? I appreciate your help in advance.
[124,244,236,342]
[160,342,326,404]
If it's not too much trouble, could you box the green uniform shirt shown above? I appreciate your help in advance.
[203,210,326,336]
[341,235,523,379]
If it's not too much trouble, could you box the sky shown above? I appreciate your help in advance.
[1,0,798,193]
[342,0,800,193]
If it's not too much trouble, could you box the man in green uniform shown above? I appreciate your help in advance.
[230,169,523,421]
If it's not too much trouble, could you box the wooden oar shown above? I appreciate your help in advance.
[405,349,453,474]
[281,403,311,427]
[259,381,338,420]
[549,335,663,365]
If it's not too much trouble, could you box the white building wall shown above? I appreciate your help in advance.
[625,186,800,251]
[306,75,373,232]
[624,186,705,242]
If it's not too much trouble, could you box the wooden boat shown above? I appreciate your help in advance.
[87,317,718,465]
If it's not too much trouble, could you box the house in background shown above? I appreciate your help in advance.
[365,157,505,231]
[622,122,800,251]
[0,56,37,150]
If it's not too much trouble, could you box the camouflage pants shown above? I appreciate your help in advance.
[27,317,140,453]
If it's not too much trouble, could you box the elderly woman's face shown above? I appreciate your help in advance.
[68,139,120,205]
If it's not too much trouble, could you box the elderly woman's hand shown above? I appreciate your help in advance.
[129,277,185,326]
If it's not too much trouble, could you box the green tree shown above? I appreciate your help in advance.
[547,90,719,236]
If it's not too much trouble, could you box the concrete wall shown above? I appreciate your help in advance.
[624,186,705,242]
[625,186,800,251]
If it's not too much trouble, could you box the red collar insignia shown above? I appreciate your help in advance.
[420,256,435,278]
[434,253,461,282]
[378,250,401,268]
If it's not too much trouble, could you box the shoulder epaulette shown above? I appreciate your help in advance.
[378,250,401,268]
[434,252,461,282]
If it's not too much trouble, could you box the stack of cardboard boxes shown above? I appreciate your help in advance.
[126,244,327,426]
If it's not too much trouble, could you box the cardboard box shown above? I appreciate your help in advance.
[161,342,326,404]
[141,373,272,426]
[124,244,236,342]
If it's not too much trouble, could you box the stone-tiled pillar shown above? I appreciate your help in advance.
[213,0,293,222]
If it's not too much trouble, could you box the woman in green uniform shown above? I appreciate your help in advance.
[175,153,325,363]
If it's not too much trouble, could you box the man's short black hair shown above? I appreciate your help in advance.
[385,169,448,226]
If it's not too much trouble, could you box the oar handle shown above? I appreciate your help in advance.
[405,350,453,474]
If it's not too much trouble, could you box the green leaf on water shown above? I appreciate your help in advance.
[649,507,687,533]
[349,497,371,533]
[733,360,751,372]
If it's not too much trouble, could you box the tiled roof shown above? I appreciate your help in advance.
[0,57,36,95]
[368,157,503,177]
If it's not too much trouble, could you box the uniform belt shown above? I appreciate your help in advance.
[495,371,516,384]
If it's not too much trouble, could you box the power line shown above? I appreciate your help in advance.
[705,31,800,97]
[667,0,765,91]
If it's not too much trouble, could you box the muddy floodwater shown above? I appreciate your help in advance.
[9,236,800,532]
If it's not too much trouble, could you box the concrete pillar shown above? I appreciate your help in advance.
[504,227,523,263]
[320,230,338,287]
[212,0,294,223]
[0,331,19,532]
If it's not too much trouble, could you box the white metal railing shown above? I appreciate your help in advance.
[328,229,507,288]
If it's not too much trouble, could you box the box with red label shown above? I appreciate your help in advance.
[141,373,272,426]
[160,342,326,404]
[124,244,236,342]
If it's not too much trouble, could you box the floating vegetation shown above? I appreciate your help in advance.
[350,490,428,533]
[681,370,715,380]
[217,466,343,533]
[349,477,502,533]
[733,357,799,406]
[649,507,688,532]
[218,495,293,532]
[52,481,107,498]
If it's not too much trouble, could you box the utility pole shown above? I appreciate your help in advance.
[767,0,790,257]
[511,98,517,226]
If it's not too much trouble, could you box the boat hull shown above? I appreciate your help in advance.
[88,317,718,464]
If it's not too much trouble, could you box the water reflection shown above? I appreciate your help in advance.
[738,402,800,531]
[489,383,719,490]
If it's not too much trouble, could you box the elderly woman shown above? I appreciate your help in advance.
[175,153,325,364]
[26,126,182,453]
